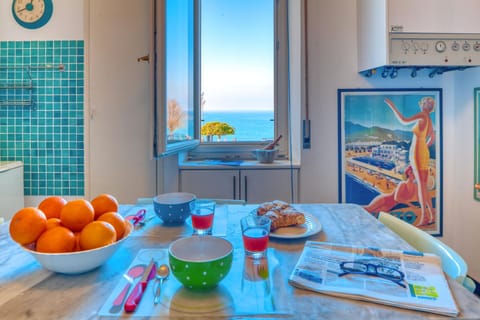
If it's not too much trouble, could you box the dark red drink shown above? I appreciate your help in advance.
[242,227,269,252]
[191,212,214,230]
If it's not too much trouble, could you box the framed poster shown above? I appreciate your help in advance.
[475,88,480,201]
[338,88,443,236]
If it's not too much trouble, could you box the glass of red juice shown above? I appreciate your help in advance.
[241,215,272,258]
[191,199,216,235]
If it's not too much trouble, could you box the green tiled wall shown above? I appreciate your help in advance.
[0,40,85,196]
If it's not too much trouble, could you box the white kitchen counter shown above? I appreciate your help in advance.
[0,161,24,220]
[0,161,23,172]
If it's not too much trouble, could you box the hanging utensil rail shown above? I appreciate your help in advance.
[0,63,64,109]
[0,64,65,71]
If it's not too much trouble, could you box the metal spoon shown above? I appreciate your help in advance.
[153,264,170,305]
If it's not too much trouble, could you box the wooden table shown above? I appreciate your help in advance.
[1,203,480,319]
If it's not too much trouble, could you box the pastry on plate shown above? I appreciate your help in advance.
[256,200,306,231]
[256,200,290,215]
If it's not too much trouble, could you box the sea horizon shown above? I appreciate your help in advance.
[201,110,274,141]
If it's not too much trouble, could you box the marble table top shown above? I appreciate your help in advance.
[1,203,479,319]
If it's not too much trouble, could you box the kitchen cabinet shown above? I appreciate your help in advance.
[179,168,299,203]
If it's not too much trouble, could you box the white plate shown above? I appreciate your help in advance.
[269,213,322,239]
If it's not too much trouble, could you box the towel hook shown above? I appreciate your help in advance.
[137,55,150,63]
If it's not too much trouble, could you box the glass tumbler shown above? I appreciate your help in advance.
[191,199,216,235]
[241,215,271,258]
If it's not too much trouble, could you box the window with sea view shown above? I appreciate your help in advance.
[200,0,275,143]
[159,0,288,157]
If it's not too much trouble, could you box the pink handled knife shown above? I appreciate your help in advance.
[124,259,157,313]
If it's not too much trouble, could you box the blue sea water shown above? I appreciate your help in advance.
[345,173,379,205]
[202,110,274,141]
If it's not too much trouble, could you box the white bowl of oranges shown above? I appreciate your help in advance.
[9,194,131,274]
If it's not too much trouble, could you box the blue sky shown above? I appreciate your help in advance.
[201,0,274,111]
[344,93,438,131]
[166,0,193,112]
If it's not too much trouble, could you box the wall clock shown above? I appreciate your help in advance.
[12,0,54,30]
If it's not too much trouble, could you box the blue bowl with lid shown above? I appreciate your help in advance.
[153,192,196,225]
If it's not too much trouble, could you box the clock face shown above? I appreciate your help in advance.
[12,0,53,29]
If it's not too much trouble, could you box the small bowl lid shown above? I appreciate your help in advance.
[154,192,196,205]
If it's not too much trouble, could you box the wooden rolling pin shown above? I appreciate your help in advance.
[263,135,282,150]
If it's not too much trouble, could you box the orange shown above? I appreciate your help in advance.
[73,232,82,251]
[38,196,67,219]
[36,226,76,253]
[46,218,62,230]
[97,212,126,240]
[79,221,116,250]
[123,220,133,237]
[91,194,119,220]
[60,199,95,232]
[9,207,47,245]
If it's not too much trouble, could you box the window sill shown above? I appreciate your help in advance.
[178,158,300,170]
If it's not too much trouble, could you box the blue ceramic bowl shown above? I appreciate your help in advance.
[153,192,196,225]
[169,236,233,290]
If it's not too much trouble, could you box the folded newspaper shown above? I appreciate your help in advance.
[288,241,459,317]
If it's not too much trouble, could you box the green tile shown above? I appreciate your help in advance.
[0,40,85,196]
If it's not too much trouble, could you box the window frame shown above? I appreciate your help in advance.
[190,0,289,160]
[154,0,199,158]
[153,0,289,159]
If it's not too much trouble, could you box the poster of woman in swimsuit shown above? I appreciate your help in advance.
[338,88,443,236]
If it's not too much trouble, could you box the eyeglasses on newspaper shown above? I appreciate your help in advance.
[338,261,406,288]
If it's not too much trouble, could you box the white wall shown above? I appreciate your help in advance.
[0,1,83,40]
[0,0,85,206]
[302,0,480,279]
[88,0,158,203]
[0,0,159,204]
[450,68,480,279]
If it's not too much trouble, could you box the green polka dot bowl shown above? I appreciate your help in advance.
[168,236,233,290]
